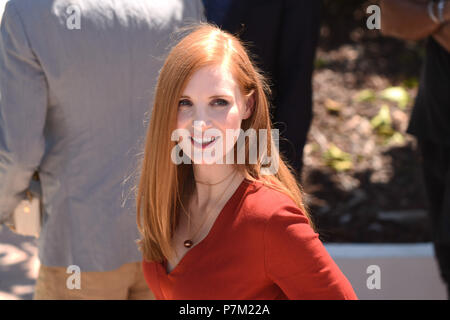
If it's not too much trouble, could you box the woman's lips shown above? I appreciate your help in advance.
[190,136,219,149]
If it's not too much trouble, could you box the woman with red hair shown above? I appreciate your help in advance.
[136,23,357,300]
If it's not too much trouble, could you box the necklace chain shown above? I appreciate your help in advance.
[184,170,238,248]
[194,170,235,186]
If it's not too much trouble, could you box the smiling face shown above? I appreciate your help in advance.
[176,64,253,164]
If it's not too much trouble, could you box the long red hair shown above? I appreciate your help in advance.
[136,23,314,263]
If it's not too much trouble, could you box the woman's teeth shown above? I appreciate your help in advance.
[191,136,216,144]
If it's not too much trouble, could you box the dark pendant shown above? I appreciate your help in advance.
[184,240,193,248]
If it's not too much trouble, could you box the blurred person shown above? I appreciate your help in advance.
[202,0,322,179]
[380,0,450,298]
[138,24,357,300]
[0,0,204,299]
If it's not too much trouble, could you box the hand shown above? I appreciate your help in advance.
[0,215,16,232]
[433,21,450,52]
[380,0,442,40]
[6,223,17,232]
[432,0,450,22]
[420,0,450,22]
[444,1,450,22]
[1,221,17,232]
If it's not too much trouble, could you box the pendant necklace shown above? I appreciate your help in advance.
[183,170,238,248]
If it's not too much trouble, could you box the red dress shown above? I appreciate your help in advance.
[142,178,358,300]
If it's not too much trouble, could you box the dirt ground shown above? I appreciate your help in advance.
[301,1,432,243]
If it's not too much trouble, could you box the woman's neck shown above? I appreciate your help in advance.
[191,164,242,210]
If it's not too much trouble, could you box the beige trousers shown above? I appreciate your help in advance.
[33,261,155,300]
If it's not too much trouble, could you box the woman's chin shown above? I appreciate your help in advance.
[186,152,230,165]
[190,156,222,165]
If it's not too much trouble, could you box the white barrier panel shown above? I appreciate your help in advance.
[325,243,448,300]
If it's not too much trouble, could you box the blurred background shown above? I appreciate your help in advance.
[0,0,40,300]
[0,0,445,299]
[304,0,430,243]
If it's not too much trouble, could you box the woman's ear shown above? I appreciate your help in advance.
[243,91,255,120]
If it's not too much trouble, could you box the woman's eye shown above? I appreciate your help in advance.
[178,99,192,107]
[212,99,229,106]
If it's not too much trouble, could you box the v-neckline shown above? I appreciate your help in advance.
[160,177,250,277]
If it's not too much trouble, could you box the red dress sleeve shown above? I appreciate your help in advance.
[263,204,358,300]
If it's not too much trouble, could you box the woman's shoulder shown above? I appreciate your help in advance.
[240,178,307,221]
[238,178,315,242]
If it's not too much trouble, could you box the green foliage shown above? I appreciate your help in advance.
[402,77,419,89]
[315,57,329,69]
[370,104,405,146]
[354,89,376,103]
[370,104,393,136]
[385,131,405,146]
[379,86,410,109]
[322,144,353,172]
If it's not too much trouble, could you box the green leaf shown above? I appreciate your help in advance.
[385,131,405,146]
[333,160,353,172]
[322,144,353,172]
[402,77,418,89]
[379,86,410,109]
[371,104,398,139]
[314,57,329,69]
[354,89,376,103]
[371,105,391,130]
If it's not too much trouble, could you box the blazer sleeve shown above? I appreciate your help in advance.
[263,204,358,300]
[0,2,47,223]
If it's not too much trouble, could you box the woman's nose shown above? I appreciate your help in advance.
[192,119,211,131]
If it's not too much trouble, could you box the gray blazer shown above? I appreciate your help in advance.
[0,0,204,271]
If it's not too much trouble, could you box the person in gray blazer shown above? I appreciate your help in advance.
[0,0,204,299]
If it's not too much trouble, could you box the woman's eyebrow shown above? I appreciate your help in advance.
[209,94,233,99]
[179,94,233,99]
